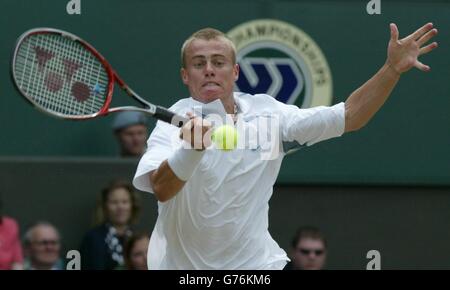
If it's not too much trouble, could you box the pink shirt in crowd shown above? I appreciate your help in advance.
[0,216,24,270]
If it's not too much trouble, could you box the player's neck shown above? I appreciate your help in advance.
[221,97,237,115]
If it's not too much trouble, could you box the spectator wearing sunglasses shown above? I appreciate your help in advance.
[23,222,64,270]
[284,226,327,270]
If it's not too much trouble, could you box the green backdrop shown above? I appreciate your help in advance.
[1,0,449,185]
[1,0,449,270]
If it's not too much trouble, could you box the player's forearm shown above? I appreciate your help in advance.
[150,161,186,202]
[150,146,206,202]
[344,63,401,132]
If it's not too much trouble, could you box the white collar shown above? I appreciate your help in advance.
[189,92,248,117]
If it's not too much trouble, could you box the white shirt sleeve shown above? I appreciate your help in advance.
[133,120,178,193]
[279,101,346,147]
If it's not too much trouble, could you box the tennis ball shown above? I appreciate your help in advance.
[211,125,238,151]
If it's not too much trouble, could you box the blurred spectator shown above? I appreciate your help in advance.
[124,232,150,270]
[0,193,24,270]
[284,226,327,270]
[112,111,149,157]
[23,222,63,270]
[80,179,141,270]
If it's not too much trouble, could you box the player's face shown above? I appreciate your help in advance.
[106,188,132,226]
[117,124,148,157]
[292,238,327,270]
[181,38,239,104]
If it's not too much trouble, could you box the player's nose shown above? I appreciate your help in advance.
[204,61,215,76]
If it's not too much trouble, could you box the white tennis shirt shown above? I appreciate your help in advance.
[133,92,345,269]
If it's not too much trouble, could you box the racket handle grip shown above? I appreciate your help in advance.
[154,106,188,128]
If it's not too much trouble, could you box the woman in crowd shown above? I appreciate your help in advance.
[80,180,141,270]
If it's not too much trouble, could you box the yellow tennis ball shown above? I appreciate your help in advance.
[212,125,238,151]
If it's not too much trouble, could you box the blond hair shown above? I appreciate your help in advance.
[181,28,237,68]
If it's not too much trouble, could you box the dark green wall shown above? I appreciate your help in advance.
[1,158,449,269]
[1,0,449,185]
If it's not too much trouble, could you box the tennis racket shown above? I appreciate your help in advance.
[11,27,188,127]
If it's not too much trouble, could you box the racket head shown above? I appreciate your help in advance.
[11,28,114,120]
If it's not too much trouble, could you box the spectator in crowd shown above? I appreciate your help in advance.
[284,226,327,270]
[112,111,149,157]
[23,221,64,270]
[124,232,150,270]
[0,193,24,270]
[80,179,141,270]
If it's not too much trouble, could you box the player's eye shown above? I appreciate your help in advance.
[193,61,205,68]
[213,60,225,67]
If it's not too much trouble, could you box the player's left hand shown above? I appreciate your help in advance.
[386,22,438,74]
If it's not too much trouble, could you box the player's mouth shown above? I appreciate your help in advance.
[202,81,221,88]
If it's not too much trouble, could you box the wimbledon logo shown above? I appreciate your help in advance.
[228,19,333,108]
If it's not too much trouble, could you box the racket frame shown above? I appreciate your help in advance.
[11,28,186,125]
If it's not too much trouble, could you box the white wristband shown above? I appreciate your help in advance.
[167,147,206,181]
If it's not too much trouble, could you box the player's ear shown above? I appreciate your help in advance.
[181,68,189,85]
[233,63,239,81]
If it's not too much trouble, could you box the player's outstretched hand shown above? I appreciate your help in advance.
[386,22,438,74]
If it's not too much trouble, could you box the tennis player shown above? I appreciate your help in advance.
[133,23,438,269]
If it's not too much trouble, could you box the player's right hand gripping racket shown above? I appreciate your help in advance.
[11,28,188,127]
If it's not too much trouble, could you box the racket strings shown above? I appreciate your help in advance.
[14,33,110,117]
